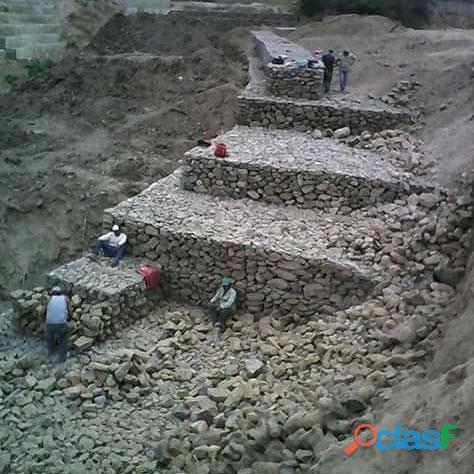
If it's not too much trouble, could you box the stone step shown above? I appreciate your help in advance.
[0,3,57,14]
[44,256,157,345]
[182,126,432,211]
[4,32,60,48]
[14,41,65,60]
[0,22,61,35]
[237,94,413,133]
[0,12,57,24]
[104,172,382,317]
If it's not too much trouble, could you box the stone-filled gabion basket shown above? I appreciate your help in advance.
[10,257,161,350]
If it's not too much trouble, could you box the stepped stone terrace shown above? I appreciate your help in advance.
[252,29,323,100]
[104,172,384,317]
[182,126,431,211]
[12,257,158,348]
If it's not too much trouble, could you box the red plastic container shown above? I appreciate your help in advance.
[138,264,161,290]
[214,143,227,158]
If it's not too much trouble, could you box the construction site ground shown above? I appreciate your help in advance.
[1,12,474,474]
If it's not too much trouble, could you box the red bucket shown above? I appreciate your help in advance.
[214,143,227,158]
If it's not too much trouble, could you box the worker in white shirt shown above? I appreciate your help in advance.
[209,276,237,330]
[89,224,127,266]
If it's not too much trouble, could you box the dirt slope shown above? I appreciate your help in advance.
[291,15,474,186]
[290,15,474,474]
[0,13,248,297]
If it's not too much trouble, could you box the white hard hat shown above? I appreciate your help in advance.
[112,225,119,231]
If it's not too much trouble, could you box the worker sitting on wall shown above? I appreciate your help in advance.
[209,276,237,330]
[89,224,127,267]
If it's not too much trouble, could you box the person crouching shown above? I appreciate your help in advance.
[89,224,127,267]
[209,276,237,331]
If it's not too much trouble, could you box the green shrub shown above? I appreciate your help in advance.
[24,59,55,78]
[5,74,19,87]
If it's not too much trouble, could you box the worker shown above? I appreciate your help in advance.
[209,276,237,330]
[337,50,357,93]
[322,49,336,93]
[89,224,127,267]
[45,286,71,362]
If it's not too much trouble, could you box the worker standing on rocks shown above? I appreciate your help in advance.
[337,50,357,93]
[45,286,71,362]
[322,49,336,93]
[89,224,127,267]
[209,276,237,331]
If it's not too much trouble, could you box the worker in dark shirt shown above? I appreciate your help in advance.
[322,50,336,93]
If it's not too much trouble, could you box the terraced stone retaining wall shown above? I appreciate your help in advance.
[11,258,157,349]
[103,213,376,317]
[181,156,429,211]
[253,29,323,100]
[237,95,413,133]
[266,65,324,100]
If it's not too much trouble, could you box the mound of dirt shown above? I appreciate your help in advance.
[87,12,245,58]
[0,14,248,296]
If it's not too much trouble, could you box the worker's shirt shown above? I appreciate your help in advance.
[322,54,335,70]
[211,287,237,310]
[99,231,127,248]
[339,55,356,72]
[46,295,68,325]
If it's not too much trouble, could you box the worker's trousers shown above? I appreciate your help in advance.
[209,307,235,326]
[92,241,126,262]
[323,68,333,92]
[340,71,349,92]
[47,323,68,362]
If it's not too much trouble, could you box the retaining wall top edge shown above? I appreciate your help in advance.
[238,93,411,115]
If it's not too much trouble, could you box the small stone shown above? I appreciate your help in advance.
[37,377,56,393]
[74,336,94,350]
[334,127,351,139]
[245,358,265,377]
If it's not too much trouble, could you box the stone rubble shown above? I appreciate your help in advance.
[2,25,473,474]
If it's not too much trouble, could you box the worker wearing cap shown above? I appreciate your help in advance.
[89,224,127,267]
[209,276,237,330]
[45,286,71,362]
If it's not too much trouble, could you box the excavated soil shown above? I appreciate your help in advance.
[0,14,248,296]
